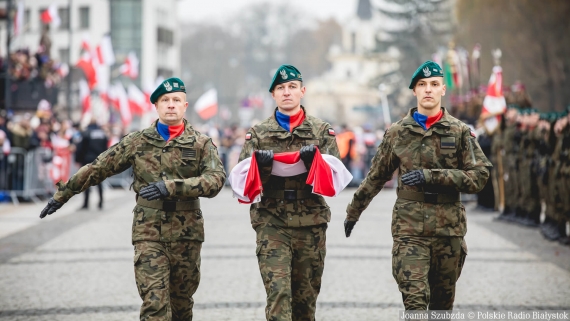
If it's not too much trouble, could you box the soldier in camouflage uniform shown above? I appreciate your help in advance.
[39,77,226,321]
[496,107,519,220]
[344,61,491,311]
[238,65,340,321]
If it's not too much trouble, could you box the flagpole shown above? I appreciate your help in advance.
[5,0,13,112]
[66,0,73,119]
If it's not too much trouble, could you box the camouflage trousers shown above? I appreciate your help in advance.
[133,241,202,321]
[392,236,467,311]
[255,223,327,321]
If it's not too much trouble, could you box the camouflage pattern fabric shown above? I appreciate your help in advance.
[255,223,326,321]
[239,107,339,320]
[392,236,467,310]
[134,241,201,321]
[502,125,518,212]
[346,107,491,237]
[51,119,225,320]
[53,119,226,242]
[517,129,541,216]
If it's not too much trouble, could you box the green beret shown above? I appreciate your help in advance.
[269,65,302,92]
[150,77,186,104]
[409,61,444,89]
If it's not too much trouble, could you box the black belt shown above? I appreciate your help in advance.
[397,189,459,204]
[136,198,200,211]
[262,189,314,200]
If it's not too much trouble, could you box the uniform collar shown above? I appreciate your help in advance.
[142,119,195,143]
[403,107,451,128]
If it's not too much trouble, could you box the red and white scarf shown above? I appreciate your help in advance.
[229,149,352,204]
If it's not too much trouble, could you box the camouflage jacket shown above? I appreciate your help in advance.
[346,107,491,237]
[238,107,340,229]
[53,119,226,243]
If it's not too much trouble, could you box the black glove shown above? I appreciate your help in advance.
[255,150,274,167]
[401,170,426,186]
[139,181,170,201]
[300,144,317,169]
[40,198,63,219]
[344,219,357,238]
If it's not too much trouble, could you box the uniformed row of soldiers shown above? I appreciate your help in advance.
[495,106,570,245]
[39,61,491,321]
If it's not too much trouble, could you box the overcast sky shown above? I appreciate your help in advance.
[177,0,358,24]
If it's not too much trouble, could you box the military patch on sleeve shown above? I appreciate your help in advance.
[441,136,456,149]
[181,148,197,159]
[328,128,336,136]
[470,129,477,138]
[245,133,252,140]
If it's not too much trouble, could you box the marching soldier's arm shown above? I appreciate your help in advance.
[166,139,226,198]
[318,123,341,159]
[346,130,399,221]
[53,133,137,203]
[423,128,492,194]
[238,129,273,184]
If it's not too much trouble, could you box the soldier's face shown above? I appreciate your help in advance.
[413,77,446,111]
[154,92,188,125]
[271,81,305,113]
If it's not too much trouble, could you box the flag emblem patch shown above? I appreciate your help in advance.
[245,133,252,140]
[328,129,335,136]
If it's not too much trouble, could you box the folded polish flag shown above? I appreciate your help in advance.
[229,149,352,204]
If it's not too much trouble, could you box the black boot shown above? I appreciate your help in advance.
[540,218,561,241]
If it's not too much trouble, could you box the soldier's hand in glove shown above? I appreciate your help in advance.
[401,170,426,186]
[255,150,274,167]
[40,198,63,219]
[139,181,170,201]
[300,144,317,169]
[344,219,357,237]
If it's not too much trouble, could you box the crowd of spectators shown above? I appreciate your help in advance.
[3,46,66,88]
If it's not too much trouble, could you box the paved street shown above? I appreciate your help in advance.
[0,186,569,321]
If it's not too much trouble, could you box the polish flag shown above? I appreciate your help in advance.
[79,79,91,114]
[481,66,507,133]
[81,32,91,51]
[40,3,61,27]
[96,34,115,66]
[228,149,352,204]
[194,89,218,120]
[13,1,24,36]
[119,51,139,79]
[75,52,97,89]
[112,82,132,127]
[127,84,148,115]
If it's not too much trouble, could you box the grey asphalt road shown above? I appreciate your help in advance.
[0,186,569,320]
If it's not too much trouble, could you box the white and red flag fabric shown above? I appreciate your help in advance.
[75,52,97,89]
[120,51,139,79]
[481,66,507,133]
[112,82,132,127]
[96,34,115,66]
[14,1,24,36]
[79,79,91,115]
[228,149,352,204]
[194,89,218,120]
[40,3,61,27]
[127,84,149,115]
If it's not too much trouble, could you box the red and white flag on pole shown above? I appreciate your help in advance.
[481,66,507,133]
[127,84,149,115]
[96,34,115,66]
[40,3,61,27]
[112,82,132,127]
[119,51,139,79]
[228,149,352,204]
[79,79,91,114]
[13,1,24,36]
[75,52,97,89]
[194,89,218,120]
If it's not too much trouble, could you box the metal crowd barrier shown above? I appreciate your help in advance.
[0,147,55,205]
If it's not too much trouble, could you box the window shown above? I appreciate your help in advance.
[59,48,70,63]
[58,7,70,30]
[79,7,90,29]
[157,27,173,46]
